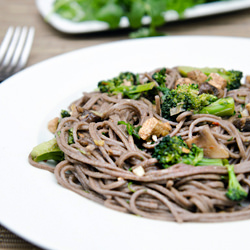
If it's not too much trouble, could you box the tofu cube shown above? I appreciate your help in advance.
[139,117,171,141]
[175,77,195,88]
[47,117,59,133]
[246,75,250,84]
[187,70,208,84]
[245,103,250,114]
[132,166,145,177]
[208,73,227,90]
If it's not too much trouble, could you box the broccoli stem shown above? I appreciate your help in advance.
[30,138,64,162]
[177,66,224,77]
[112,82,156,99]
[199,97,235,117]
[196,158,224,166]
[126,82,156,93]
[225,163,248,201]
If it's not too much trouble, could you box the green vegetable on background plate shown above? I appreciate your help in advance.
[52,0,226,37]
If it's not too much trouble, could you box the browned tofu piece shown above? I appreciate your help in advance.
[246,103,250,114]
[139,117,171,141]
[246,75,250,84]
[208,73,227,90]
[175,77,195,88]
[47,117,59,133]
[187,70,208,84]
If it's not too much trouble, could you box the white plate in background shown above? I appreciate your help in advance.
[35,0,250,34]
[0,36,250,250]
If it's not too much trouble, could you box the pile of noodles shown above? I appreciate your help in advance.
[29,67,250,223]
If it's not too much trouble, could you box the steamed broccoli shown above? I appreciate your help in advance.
[152,68,167,88]
[224,161,248,201]
[152,135,223,168]
[160,83,217,121]
[98,71,156,99]
[177,66,243,91]
[152,135,188,167]
[61,109,71,118]
[225,70,243,91]
[98,71,136,93]
[199,96,235,117]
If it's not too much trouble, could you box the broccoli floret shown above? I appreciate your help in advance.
[118,72,138,85]
[181,143,204,166]
[98,72,136,93]
[160,84,217,121]
[98,71,156,100]
[177,66,243,91]
[224,162,248,201]
[98,72,136,91]
[159,87,177,121]
[152,68,167,88]
[61,109,71,118]
[152,135,223,168]
[224,70,243,91]
[98,79,114,93]
[152,135,187,167]
[199,93,219,107]
[199,97,235,117]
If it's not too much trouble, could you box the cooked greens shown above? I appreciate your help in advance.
[98,71,156,99]
[152,135,224,168]
[178,66,243,91]
[30,63,250,221]
[160,83,218,121]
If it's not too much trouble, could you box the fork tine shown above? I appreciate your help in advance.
[0,26,14,64]
[8,27,29,70]
[0,27,21,69]
[15,27,35,72]
[0,26,35,82]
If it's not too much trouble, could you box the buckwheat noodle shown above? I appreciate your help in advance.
[29,67,250,223]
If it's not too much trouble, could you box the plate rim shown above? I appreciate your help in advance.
[1,35,250,250]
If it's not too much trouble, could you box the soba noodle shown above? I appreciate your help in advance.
[29,67,250,223]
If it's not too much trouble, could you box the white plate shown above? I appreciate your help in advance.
[35,0,250,34]
[0,36,250,250]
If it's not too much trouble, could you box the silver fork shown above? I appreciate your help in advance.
[0,26,35,82]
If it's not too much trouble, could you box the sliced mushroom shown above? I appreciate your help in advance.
[199,82,224,99]
[80,110,101,123]
[186,125,229,159]
[233,117,250,132]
